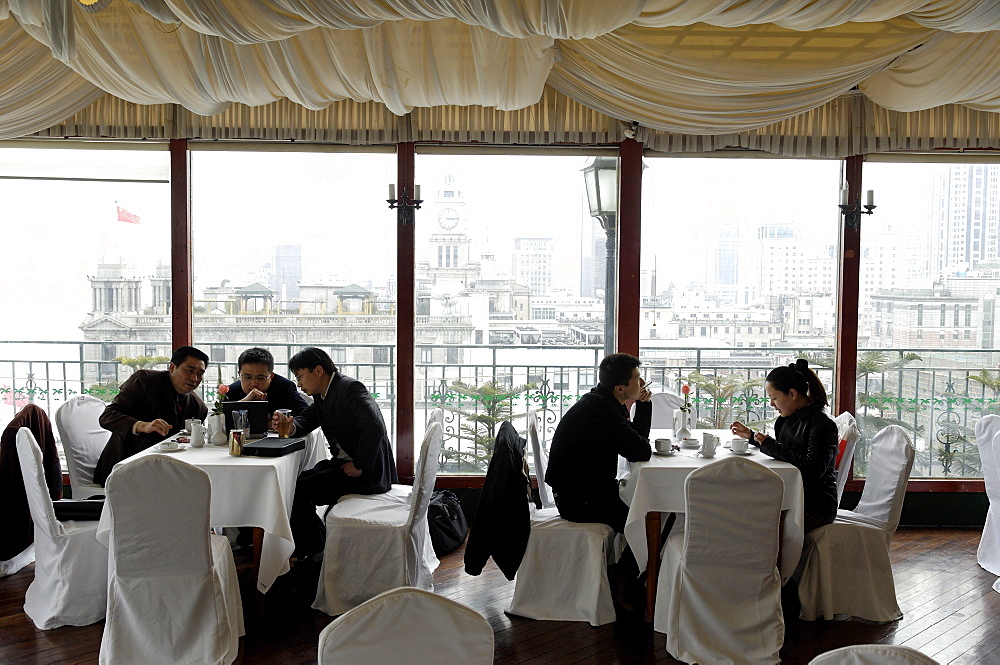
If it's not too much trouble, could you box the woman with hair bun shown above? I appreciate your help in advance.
[731,358,839,532]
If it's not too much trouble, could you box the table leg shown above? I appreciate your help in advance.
[645,511,661,623]
[252,527,265,617]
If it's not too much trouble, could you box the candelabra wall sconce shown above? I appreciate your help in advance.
[839,188,876,231]
[387,184,422,209]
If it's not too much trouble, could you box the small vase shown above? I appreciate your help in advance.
[208,414,227,446]
[674,410,691,440]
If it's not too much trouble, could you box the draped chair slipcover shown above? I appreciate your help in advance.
[317,587,493,665]
[313,422,443,615]
[974,415,1000,579]
[16,427,107,629]
[808,644,941,665]
[55,395,110,500]
[836,425,916,544]
[797,425,915,623]
[654,457,785,665]
[509,411,617,626]
[98,454,244,665]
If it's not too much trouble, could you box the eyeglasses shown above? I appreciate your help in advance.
[241,374,270,383]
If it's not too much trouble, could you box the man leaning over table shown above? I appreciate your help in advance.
[544,352,652,615]
[226,346,309,416]
[93,345,209,486]
[272,347,397,562]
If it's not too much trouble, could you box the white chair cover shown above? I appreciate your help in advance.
[833,411,861,503]
[808,644,941,664]
[426,407,444,430]
[313,423,443,616]
[654,457,784,665]
[836,425,915,543]
[800,426,913,623]
[975,415,1000,576]
[0,543,34,577]
[650,392,685,429]
[16,428,107,629]
[98,455,244,665]
[796,521,903,622]
[317,587,493,665]
[509,410,617,626]
[55,395,110,499]
[526,411,554,510]
[509,507,617,626]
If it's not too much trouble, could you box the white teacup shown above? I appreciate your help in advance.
[185,418,201,433]
[731,438,749,454]
[654,438,672,454]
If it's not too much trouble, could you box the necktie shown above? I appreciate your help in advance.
[175,395,185,429]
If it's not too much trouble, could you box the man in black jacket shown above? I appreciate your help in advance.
[226,347,308,416]
[545,353,652,616]
[273,347,396,559]
[545,353,652,533]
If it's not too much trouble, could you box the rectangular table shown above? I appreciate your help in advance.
[97,436,319,594]
[619,429,804,621]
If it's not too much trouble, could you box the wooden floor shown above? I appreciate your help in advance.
[1,528,998,664]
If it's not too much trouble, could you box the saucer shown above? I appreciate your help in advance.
[729,449,752,456]
[680,439,700,448]
[156,443,185,453]
[653,450,675,457]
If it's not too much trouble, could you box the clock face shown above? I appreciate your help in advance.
[438,208,460,230]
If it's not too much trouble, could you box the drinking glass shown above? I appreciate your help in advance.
[275,409,293,438]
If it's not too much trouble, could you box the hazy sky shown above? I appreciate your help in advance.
[0,145,951,342]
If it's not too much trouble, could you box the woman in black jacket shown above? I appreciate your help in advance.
[731,358,839,532]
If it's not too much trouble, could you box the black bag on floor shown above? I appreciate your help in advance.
[52,497,105,521]
[428,490,468,556]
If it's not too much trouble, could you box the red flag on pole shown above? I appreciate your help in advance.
[117,205,140,224]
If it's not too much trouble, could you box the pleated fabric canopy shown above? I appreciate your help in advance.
[4,0,1000,151]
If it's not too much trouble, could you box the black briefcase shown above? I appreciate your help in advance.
[241,437,306,457]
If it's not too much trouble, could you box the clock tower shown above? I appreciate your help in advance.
[416,173,481,313]
[430,173,467,234]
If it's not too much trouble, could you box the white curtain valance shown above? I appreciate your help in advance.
[30,88,1000,159]
[6,1,1000,142]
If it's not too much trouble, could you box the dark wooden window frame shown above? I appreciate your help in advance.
[163,140,981,493]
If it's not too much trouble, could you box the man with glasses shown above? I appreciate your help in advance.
[273,347,396,561]
[226,347,308,416]
[544,352,653,617]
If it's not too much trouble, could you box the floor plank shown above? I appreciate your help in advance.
[0,527,996,664]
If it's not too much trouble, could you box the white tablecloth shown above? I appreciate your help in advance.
[621,429,805,583]
[97,440,305,594]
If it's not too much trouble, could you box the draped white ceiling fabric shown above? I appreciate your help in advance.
[3,0,1000,142]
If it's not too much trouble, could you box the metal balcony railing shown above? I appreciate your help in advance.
[1,341,996,478]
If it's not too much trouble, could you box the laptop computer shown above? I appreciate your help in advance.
[222,400,271,440]
[242,436,306,457]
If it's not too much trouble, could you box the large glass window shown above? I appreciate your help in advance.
[415,152,604,473]
[638,157,841,433]
[861,160,1000,479]
[190,149,396,435]
[0,144,170,444]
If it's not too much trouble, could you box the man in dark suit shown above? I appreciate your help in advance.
[273,347,396,559]
[225,347,308,416]
[93,346,209,486]
[544,353,653,617]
